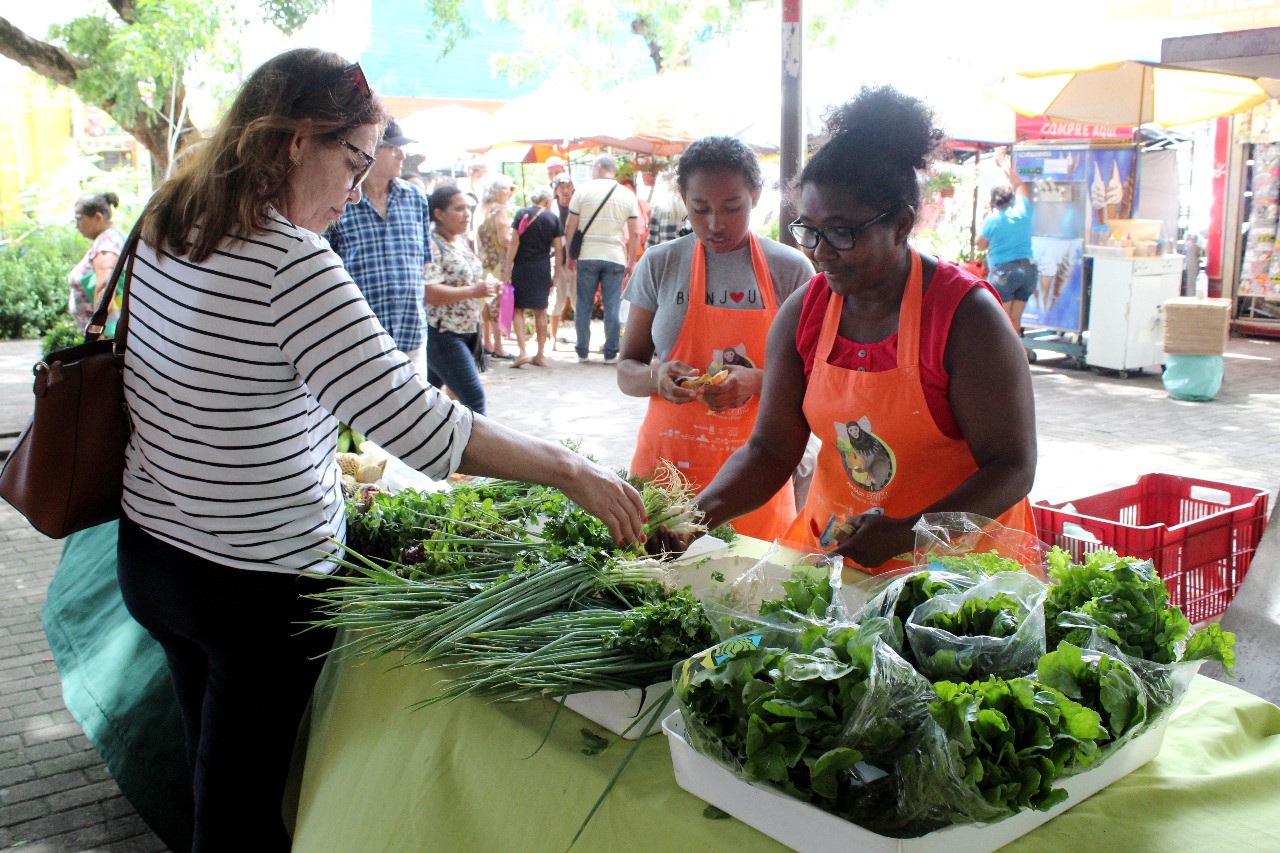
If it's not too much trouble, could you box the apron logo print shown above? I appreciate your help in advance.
[833,416,896,492]
[729,291,745,303]
[714,344,755,370]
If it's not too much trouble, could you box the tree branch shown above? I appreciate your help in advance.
[0,16,88,88]
[107,0,138,24]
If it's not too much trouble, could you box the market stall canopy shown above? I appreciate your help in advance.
[985,60,1270,127]
[585,70,782,155]
[485,87,632,147]
[398,105,498,163]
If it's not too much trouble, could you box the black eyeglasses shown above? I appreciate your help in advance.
[292,63,371,108]
[336,136,376,189]
[789,210,894,251]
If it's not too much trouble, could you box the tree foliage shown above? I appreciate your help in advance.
[424,0,759,85]
[0,0,329,175]
[422,0,868,89]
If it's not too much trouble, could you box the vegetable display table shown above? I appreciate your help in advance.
[290,653,1280,852]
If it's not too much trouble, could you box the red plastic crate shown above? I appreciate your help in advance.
[1033,474,1271,622]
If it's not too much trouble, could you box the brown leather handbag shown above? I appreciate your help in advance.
[0,226,140,538]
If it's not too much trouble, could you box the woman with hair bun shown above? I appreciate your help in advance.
[691,86,1036,570]
[68,191,125,334]
[618,136,813,541]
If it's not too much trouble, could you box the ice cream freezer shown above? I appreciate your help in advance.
[1085,254,1184,376]
[1013,144,1139,363]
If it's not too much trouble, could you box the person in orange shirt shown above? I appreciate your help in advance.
[618,137,813,541]
[689,87,1037,571]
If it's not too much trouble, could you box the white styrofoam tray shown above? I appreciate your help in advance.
[560,681,675,740]
[662,710,1168,853]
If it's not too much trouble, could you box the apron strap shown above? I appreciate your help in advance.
[689,233,777,311]
[816,249,924,367]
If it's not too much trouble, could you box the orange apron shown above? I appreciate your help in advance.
[783,251,1034,571]
[631,234,796,540]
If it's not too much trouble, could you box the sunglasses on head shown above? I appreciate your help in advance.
[292,63,371,109]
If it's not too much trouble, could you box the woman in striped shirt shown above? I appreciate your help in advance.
[116,48,644,852]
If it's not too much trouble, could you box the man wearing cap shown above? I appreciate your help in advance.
[545,156,567,183]
[327,119,434,379]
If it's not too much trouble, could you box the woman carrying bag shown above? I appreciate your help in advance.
[108,48,644,852]
[502,187,563,367]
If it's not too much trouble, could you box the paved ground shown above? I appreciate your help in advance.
[2,327,1278,851]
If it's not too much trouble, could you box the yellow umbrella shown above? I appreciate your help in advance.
[986,60,1269,128]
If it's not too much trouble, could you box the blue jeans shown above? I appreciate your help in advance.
[574,259,625,360]
[427,328,486,415]
[989,258,1038,303]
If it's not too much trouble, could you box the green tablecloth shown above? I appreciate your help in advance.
[291,653,1280,852]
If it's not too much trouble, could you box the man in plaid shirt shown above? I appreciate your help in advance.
[327,120,433,378]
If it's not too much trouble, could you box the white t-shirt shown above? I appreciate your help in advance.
[569,179,640,265]
[625,234,814,359]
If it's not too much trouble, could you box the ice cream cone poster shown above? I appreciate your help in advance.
[1087,149,1137,229]
[1023,237,1084,331]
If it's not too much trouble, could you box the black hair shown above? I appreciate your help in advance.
[429,185,465,224]
[75,192,119,219]
[799,85,947,213]
[991,186,1015,210]
[677,136,763,196]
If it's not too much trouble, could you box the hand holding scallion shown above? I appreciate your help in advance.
[556,460,648,547]
[638,461,707,554]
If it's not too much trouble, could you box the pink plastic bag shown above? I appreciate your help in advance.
[498,280,515,336]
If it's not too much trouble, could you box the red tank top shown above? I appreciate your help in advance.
[796,260,997,439]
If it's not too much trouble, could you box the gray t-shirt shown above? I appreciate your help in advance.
[625,234,814,360]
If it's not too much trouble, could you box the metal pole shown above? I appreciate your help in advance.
[780,0,803,247]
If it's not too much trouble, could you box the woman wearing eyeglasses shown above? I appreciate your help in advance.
[115,49,644,851]
[618,136,813,541]
[690,86,1036,570]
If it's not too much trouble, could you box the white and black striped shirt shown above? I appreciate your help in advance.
[122,211,472,574]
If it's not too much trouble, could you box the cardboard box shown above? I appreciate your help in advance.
[663,710,1169,853]
[1163,297,1231,355]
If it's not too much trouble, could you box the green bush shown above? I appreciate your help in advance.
[0,224,85,340]
[41,315,83,357]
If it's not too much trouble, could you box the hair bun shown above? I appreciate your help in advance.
[821,85,947,171]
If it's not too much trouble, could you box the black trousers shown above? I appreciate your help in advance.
[116,516,337,853]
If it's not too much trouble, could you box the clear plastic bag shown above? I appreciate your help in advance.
[699,543,847,641]
[911,512,1048,573]
[906,571,1048,682]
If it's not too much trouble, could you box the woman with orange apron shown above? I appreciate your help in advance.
[692,87,1038,572]
[781,251,1035,570]
[619,137,814,542]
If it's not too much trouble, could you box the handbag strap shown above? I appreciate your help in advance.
[577,183,618,238]
[85,221,142,355]
[517,207,544,236]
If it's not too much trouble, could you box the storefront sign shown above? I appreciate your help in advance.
[1016,115,1135,141]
